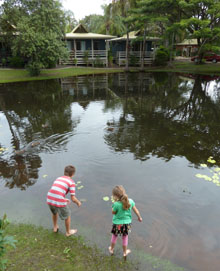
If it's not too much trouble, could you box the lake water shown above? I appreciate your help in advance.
[1,72,220,271]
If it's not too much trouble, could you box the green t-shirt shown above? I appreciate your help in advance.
[112,199,135,224]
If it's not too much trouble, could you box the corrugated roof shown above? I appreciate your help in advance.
[65,32,116,40]
[108,36,161,42]
[176,39,198,45]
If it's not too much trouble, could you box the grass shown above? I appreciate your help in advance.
[0,67,123,83]
[4,223,186,271]
[5,224,134,271]
[146,61,220,75]
[1,61,220,84]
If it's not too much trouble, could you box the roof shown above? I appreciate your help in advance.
[65,24,116,40]
[108,36,161,42]
[108,30,160,42]
[176,39,198,46]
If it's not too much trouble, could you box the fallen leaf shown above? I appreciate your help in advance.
[103,196,110,201]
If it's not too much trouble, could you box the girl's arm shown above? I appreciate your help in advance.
[112,208,116,214]
[132,206,142,222]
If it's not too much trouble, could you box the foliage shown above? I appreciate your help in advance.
[79,14,105,33]
[8,56,25,68]
[0,215,16,271]
[129,53,138,66]
[154,46,169,66]
[1,0,69,75]
[64,10,78,33]
[93,56,104,67]
[26,62,43,76]
[83,50,90,66]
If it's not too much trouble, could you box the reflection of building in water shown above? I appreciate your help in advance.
[60,74,109,101]
[110,73,155,96]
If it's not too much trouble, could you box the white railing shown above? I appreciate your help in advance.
[116,51,154,66]
[62,50,108,66]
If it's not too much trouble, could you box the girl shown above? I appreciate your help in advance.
[109,185,142,258]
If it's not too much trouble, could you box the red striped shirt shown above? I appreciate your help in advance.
[47,176,75,207]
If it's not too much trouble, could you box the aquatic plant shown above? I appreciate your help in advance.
[195,157,220,186]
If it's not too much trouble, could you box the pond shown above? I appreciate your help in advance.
[1,72,220,271]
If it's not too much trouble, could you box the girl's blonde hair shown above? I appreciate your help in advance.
[112,185,131,210]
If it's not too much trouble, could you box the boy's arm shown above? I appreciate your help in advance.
[132,206,142,222]
[71,195,81,207]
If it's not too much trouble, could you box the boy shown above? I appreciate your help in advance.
[47,165,81,236]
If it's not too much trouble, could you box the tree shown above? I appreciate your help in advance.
[64,10,78,33]
[79,14,105,33]
[1,0,68,74]
[178,0,220,63]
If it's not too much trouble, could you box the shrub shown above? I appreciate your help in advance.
[26,61,43,76]
[154,46,169,66]
[0,215,16,271]
[129,54,138,66]
[8,56,25,68]
[93,56,104,67]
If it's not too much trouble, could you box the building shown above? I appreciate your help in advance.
[63,24,115,66]
[175,39,198,57]
[108,30,161,66]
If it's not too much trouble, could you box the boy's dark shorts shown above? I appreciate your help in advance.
[48,204,70,220]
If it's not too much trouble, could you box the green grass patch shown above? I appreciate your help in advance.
[5,224,133,271]
[0,67,123,83]
[146,61,220,75]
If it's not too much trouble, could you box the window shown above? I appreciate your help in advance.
[94,41,100,50]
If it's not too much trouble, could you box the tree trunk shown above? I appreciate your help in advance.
[125,29,129,71]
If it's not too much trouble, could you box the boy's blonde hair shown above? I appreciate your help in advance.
[112,185,131,210]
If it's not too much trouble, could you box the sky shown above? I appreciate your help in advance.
[62,0,112,21]
[0,0,112,21]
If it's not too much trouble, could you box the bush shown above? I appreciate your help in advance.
[93,56,104,67]
[154,46,169,66]
[26,62,43,76]
[0,215,16,271]
[8,56,25,68]
[129,54,138,66]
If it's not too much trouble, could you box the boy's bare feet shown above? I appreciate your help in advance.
[66,229,77,237]
[108,246,114,255]
[53,226,59,233]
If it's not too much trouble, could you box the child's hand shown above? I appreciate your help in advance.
[77,201,81,207]
[66,199,70,204]
[138,217,142,222]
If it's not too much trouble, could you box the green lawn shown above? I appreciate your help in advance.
[1,61,219,84]
[147,61,220,75]
[0,67,123,83]
[4,223,185,271]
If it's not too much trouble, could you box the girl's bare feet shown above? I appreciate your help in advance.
[66,229,77,237]
[123,249,131,259]
[108,246,114,255]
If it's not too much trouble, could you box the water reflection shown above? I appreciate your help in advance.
[1,73,220,190]
[104,73,220,165]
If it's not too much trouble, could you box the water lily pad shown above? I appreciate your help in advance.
[195,174,203,178]
[103,196,110,201]
[207,158,216,164]
[200,164,207,168]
